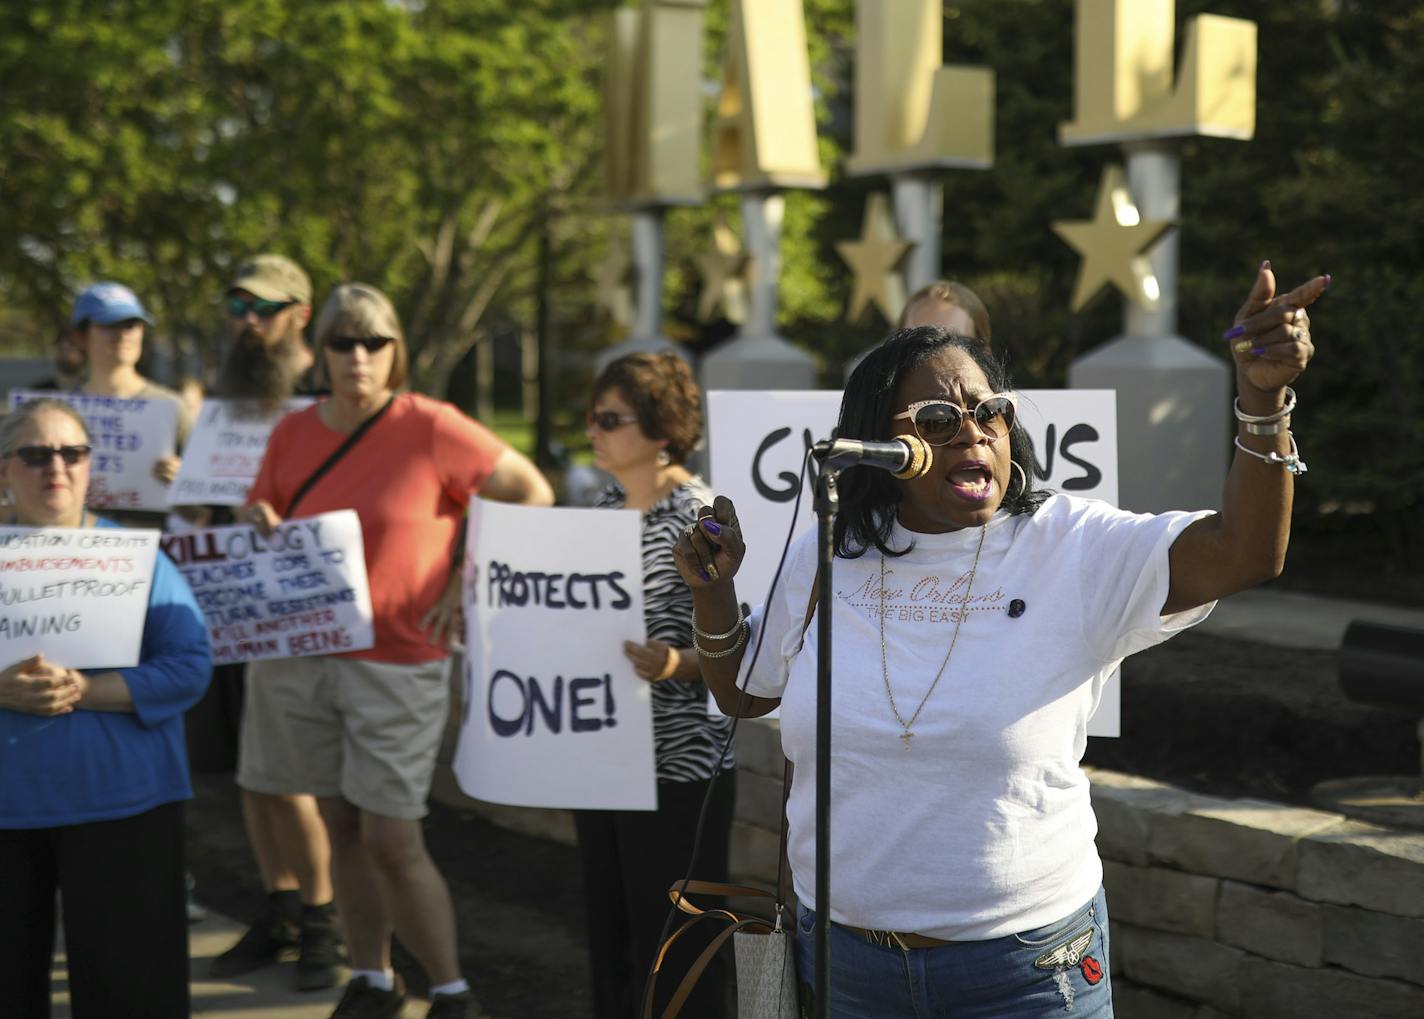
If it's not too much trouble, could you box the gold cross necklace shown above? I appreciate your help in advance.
[878,524,987,748]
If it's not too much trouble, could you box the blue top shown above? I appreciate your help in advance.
[0,520,211,829]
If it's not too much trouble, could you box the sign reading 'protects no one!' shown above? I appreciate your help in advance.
[454,498,657,811]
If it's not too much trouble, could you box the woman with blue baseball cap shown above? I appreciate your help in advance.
[69,282,193,527]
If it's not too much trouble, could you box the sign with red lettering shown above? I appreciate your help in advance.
[454,498,657,810]
[9,389,180,512]
[160,510,374,665]
[168,397,314,506]
[0,526,160,669]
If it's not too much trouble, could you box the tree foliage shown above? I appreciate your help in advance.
[1,0,1419,582]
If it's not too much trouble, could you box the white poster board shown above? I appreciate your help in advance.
[707,388,1123,736]
[9,389,180,512]
[454,499,657,810]
[168,398,313,506]
[159,510,374,665]
[0,526,159,669]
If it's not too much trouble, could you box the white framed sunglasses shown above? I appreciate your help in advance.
[892,392,1018,446]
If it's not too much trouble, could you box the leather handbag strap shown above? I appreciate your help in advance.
[287,394,395,515]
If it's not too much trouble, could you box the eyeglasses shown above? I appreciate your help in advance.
[6,444,93,468]
[586,410,640,432]
[892,393,1017,446]
[325,336,394,354]
[227,296,296,319]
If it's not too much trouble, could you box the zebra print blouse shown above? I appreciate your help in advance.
[594,476,736,783]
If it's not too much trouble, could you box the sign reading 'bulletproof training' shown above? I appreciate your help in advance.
[454,498,657,811]
[9,390,179,512]
[160,510,374,665]
[168,398,313,507]
[0,526,159,670]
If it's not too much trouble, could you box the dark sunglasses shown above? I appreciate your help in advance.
[227,296,296,319]
[586,410,640,432]
[7,444,93,468]
[893,393,1018,446]
[325,336,395,354]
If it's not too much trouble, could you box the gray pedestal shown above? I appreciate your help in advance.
[700,335,816,391]
[1069,334,1230,514]
[594,208,683,374]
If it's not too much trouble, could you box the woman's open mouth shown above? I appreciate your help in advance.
[947,462,993,502]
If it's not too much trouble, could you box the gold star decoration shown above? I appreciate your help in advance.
[593,234,633,329]
[1052,165,1174,313]
[836,192,911,324]
[695,217,749,324]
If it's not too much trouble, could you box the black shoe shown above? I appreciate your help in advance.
[209,903,299,978]
[330,975,407,1019]
[296,908,347,991]
[426,990,478,1019]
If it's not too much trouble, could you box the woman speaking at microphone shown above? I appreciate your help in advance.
[673,264,1326,1017]
[0,398,211,1018]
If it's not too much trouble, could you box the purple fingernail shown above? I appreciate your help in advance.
[1222,324,1246,340]
[702,520,722,535]
[1251,346,1266,356]
[699,568,710,582]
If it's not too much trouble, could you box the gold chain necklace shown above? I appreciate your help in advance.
[878,525,987,749]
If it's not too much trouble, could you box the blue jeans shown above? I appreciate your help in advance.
[794,887,1113,1018]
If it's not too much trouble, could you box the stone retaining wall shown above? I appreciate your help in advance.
[434,712,1424,1017]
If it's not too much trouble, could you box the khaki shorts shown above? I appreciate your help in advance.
[237,655,451,820]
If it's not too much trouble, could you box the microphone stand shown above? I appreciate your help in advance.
[808,446,848,1019]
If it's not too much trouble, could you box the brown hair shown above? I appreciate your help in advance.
[898,280,992,347]
[313,283,408,390]
[591,352,703,464]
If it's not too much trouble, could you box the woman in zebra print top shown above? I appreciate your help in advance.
[573,352,734,1019]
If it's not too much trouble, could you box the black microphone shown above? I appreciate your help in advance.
[811,435,933,480]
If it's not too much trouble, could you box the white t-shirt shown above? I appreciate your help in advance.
[739,494,1214,940]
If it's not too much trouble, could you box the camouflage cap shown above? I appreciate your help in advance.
[228,254,312,305]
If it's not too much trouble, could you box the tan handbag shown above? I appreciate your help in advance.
[643,761,800,1019]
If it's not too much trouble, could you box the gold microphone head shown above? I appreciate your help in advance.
[891,434,933,480]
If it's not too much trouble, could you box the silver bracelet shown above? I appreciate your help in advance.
[693,620,749,658]
[1243,415,1290,436]
[692,606,746,643]
[1234,433,1308,476]
[1234,386,1297,425]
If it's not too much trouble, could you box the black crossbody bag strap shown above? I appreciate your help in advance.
[286,395,395,515]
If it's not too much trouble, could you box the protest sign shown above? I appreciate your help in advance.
[0,526,159,669]
[168,398,313,506]
[9,389,179,511]
[454,499,657,810]
[160,510,374,665]
[707,388,1122,736]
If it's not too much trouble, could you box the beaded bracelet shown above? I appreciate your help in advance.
[692,606,746,643]
[1233,433,1308,476]
[694,620,749,659]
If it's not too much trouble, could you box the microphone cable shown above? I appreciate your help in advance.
[639,446,816,1018]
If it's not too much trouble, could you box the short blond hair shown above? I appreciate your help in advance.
[313,283,408,390]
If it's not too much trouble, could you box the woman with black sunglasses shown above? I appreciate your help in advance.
[674,264,1327,1018]
[574,351,734,1019]
[238,282,552,1019]
[0,397,211,1017]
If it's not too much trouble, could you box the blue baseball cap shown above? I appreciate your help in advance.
[70,282,154,327]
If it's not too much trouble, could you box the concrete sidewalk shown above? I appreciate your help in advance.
[52,912,432,1018]
[1196,586,1424,651]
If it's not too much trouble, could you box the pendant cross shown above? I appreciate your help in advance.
[900,731,913,749]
